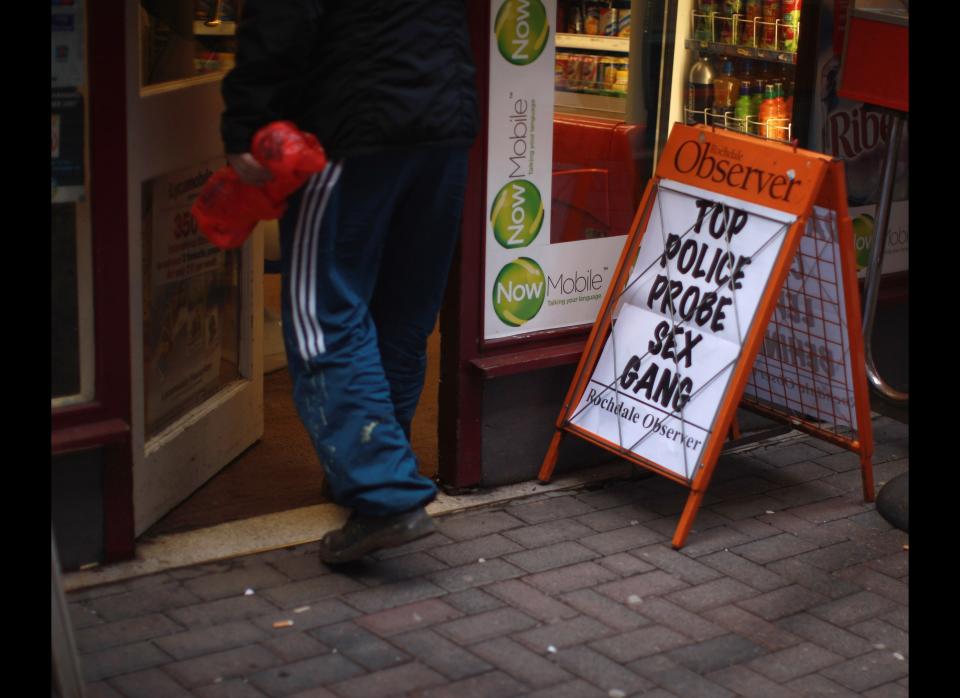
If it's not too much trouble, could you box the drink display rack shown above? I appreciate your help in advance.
[687,11,799,65]
[682,107,793,144]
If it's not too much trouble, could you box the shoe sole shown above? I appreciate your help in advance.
[319,514,437,564]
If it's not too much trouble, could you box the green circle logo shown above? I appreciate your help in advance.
[494,0,550,65]
[852,213,875,270]
[493,257,546,327]
[491,180,544,248]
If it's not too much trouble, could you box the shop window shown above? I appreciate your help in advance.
[52,1,94,406]
[140,1,243,89]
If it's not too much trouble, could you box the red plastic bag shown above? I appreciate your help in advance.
[192,121,327,249]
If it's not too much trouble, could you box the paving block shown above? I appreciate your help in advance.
[579,524,664,555]
[75,614,184,654]
[820,650,909,693]
[369,532,454,561]
[729,533,821,565]
[631,544,723,585]
[666,633,766,674]
[666,577,758,613]
[523,562,619,596]
[559,588,651,632]
[193,678,271,697]
[260,575,365,610]
[776,612,874,658]
[514,615,614,652]
[435,510,526,541]
[633,597,727,642]
[328,661,446,698]
[808,591,899,627]
[835,565,909,605]
[389,629,492,681]
[427,558,524,593]
[745,641,844,683]
[736,584,829,621]
[259,631,329,663]
[589,625,691,663]
[752,442,832,468]
[183,564,290,601]
[80,641,172,683]
[441,588,505,615]
[471,637,574,689]
[670,525,752,559]
[308,621,409,671]
[484,579,578,622]
[702,605,802,652]
[505,495,596,524]
[251,599,359,635]
[596,570,690,604]
[164,645,280,689]
[86,584,204,623]
[848,618,909,657]
[247,653,364,696]
[154,619,270,661]
[629,655,735,698]
[503,541,599,574]
[106,667,192,697]
[354,598,462,637]
[415,670,528,698]
[342,577,447,613]
[596,552,657,577]
[342,553,449,586]
[500,518,597,548]
[765,558,863,600]
[433,607,538,645]
[574,503,660,533]
[427,534,524,567]
[697,550,787,592]
[167,596,280,629]
[525,678,608,698]
[705,665,804,698]
[552,645,655,695]
[783,673,861,697]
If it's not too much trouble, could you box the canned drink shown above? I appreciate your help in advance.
[555,53,570,90]
[741,0,761,46]
[617,8,631,36]
[613,65,629,93]
[599,57,619,89]
[781,0,801,51]
[601,7,619,36]
[569,5,584,34]
[584,3,602,35]
[719,2,742,44]
[579,54,599,90]
[564,53,583,90]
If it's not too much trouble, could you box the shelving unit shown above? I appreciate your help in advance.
[555,33,629,53]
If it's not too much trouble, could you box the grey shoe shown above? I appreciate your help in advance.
[318,507,436,564]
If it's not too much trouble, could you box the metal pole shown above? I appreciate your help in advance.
[861,110,907,402]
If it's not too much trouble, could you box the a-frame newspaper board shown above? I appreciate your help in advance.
[538,123,875,550]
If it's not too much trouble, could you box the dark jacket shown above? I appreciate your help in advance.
[221,0,479,160]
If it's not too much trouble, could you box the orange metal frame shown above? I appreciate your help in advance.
[538,124,876,550]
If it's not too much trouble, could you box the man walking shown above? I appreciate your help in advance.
[220,1,478,563]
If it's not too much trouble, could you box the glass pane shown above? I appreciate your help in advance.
[553,0,664,243]
[141,163,242,437]
[52,203,81,399]
[140,0,243,88]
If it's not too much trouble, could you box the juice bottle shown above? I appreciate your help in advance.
[719,1,742,44]
[771,82,786,139]
[711,59,739,127]
[750,77,767,132]
[760,0,780,49]
[759,82,777,138]
[696,0,717,41]
[733,80,753,133]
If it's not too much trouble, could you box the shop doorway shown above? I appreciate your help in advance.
[144,271,443,537]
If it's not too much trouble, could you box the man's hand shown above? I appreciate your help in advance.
[227,152,273,186]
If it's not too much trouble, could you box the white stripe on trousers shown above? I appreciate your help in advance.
[290,162,343,361]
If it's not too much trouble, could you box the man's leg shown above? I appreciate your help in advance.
[369,146,470,439]
[278,157,439,560]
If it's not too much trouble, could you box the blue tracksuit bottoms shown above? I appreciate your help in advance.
[278,145,468,517]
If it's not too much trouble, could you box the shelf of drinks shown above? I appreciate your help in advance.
[684,107,792,144]
[193,20,237,36]
[689,13,799,65]
[555,33,630,54]
[684,39,796,66]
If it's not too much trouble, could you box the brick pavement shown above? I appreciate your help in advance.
[68,417,908,697]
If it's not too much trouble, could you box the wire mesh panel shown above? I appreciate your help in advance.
[743,205,860,444]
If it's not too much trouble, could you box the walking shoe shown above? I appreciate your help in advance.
[318,507,436,564]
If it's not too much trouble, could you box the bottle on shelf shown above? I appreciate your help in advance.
[760,0,780,50]
[734,80,754,133]
[785,78,795,116]
[695,0,717,42]
[712,59,739,128]
[687,53,715,125]
[759,82,777,138]
[750,76,767,132]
